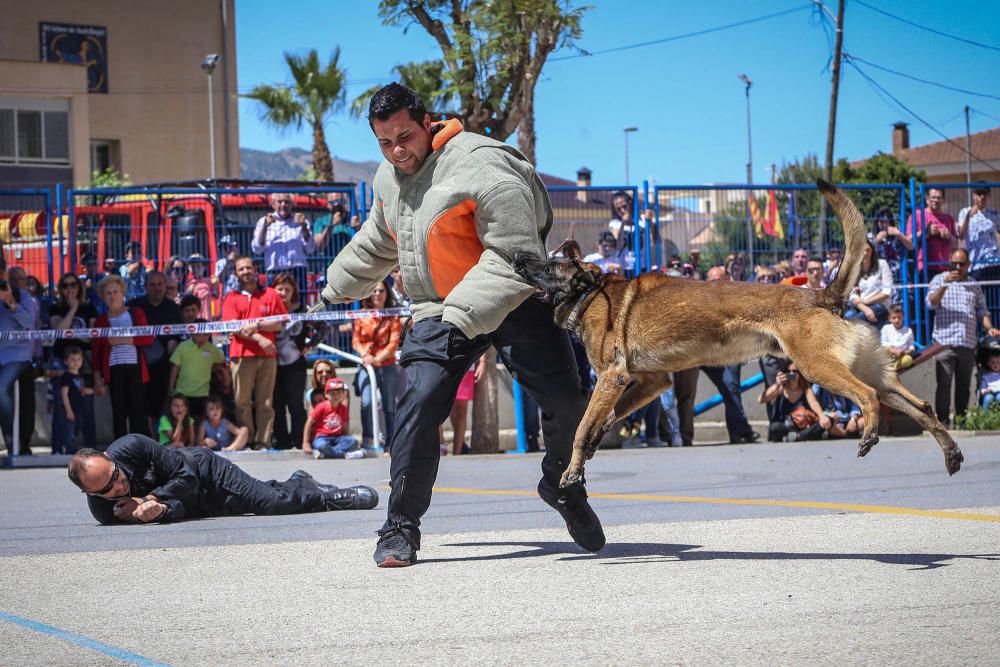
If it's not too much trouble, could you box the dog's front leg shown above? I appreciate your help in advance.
[561,370,628,488]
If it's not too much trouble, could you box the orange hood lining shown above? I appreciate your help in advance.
[431,118,464,151]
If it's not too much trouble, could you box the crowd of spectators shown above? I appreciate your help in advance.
[4,185,1000,456]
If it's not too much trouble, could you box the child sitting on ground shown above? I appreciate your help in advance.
[812,384,863,439]
[979,353,1000,410]
[158,392,197,448]
[303,378,363,459]
[51,346,95,455]
[197,395,249,451]
[880,305,915,370]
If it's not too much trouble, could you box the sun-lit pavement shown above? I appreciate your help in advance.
[2,435,999,665]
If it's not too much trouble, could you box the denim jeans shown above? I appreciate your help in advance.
[702,364,754,442]
[982,392,999,411]
[0,360,29,448]
[312,434,359,458]
[844,303,889,329]
[358,364,399,447]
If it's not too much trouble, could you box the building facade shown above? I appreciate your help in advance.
[0,0,239,190]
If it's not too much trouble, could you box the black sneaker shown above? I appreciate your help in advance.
[373,528,418,567]
[538,479,606,552]
[317,484,379,510]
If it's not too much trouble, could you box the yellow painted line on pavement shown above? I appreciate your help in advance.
[431,486,1000,523]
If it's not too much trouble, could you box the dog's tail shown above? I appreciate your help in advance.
[817,178,868,309]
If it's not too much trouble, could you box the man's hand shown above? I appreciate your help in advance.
[361,353,375,367]
[819,415,832,430]
[255,336,276,354]
[0,282,15,306]
[945,270,960,283]
[860,304,877,323]
[204,437,218,449]
[132,499,166,523]
[238,322,258,338]
[264,213,276,227]
[113,497,142,521]
[988,327,1000,338]
[65,409,75,422]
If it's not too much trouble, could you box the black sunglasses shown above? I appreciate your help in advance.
[87,461,120,496]
[950,261,969,269]
[60,281,80,288]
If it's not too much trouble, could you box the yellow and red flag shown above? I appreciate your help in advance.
[748,190,784,239]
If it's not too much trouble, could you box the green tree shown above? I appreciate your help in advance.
[835,152,927,219]
[351,60,457,119]
[243,48,347,182]
[89,167,131,188]
[378,0,589,164]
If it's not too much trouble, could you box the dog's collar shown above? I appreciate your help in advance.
[564,286,597,333]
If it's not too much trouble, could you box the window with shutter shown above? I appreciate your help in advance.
[0,110,13,159]
[44,111,69,160]
[17,110,42,160]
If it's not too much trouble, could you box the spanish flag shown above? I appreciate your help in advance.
[748,190,784,240]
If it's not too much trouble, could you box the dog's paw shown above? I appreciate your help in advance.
[857,433,880,458]
[560,467,584,488]
[945,447,964,476]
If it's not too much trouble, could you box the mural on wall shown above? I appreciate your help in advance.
[39,22,108,94]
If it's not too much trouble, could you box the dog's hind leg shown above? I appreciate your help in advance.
[561,370,628,488]
[791,356,882,458]
[879,378,964,475]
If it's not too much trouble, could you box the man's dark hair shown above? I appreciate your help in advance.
[890,304,904,315]
[808,256,824,265]
[180,294,201,310]
[368,83,427,127]
[67,448,108,489]
[973,183,991,197]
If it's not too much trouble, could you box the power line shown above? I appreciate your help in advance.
[844,53,1000,101]
[550,4,811,62]
[0,77,389,97]
[971,107,1000,124]
[846,58,1000,173]
[853,0,1000,53]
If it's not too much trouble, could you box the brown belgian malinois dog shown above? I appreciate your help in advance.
[512,180,963,489]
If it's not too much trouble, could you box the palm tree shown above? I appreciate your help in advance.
[350,60,457,120]
[244,48,347,182]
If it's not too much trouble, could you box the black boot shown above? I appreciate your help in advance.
[537,478,606,552]
[317,484,379,510]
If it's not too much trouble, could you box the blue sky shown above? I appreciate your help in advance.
[236,0,1000,185]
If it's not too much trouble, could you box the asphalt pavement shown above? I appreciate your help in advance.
[1,434,999,665]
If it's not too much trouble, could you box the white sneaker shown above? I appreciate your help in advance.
[312,449,322,460]
[344,449,365,460]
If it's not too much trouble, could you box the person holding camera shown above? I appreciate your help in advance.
[927,248,1000,425]
[0,260,36,452]
[759,362,828,442]
[311,192,355,282]
[252,193,315,295]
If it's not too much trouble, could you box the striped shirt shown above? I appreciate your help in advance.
[108,310,139,366]
[926,274,987,349]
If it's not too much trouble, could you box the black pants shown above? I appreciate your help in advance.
[273,358,308,449]
[673,368,700,446]
[109,364,149,439]
[204,451,327,516]
[702,365,753,442]
[935,345,977,424]
[17,362,37,451]
[145,357,172,425]
[382,299,588,547]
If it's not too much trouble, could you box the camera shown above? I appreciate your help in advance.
[786,371,798,381]
[0,279,8,291]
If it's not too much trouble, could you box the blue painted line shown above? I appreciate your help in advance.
[0,611,173,667]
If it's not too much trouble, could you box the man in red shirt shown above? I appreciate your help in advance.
[302,378,362,459]
[221,256,287,448]
[908,187,955,277]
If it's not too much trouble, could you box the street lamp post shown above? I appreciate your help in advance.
[624,126,638,185]
[201,54,221,181]
[738,74,755,270]
[738,74,753,185]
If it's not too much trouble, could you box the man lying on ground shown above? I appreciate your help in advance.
[68,434,378,525]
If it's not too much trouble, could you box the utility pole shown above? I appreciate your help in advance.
[739,74,754,270]
[819,0,845,253]
[965,105,973,205]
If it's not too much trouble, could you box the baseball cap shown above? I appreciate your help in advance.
[325,378,345,392]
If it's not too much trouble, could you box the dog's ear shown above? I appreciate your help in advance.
[572,260,601,288]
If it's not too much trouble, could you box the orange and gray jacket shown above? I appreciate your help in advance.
[321,119,552,338]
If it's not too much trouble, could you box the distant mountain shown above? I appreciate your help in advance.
[240,147,380,185]
[239,146,576,187]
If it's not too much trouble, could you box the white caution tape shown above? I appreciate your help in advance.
[0,306,411,342]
